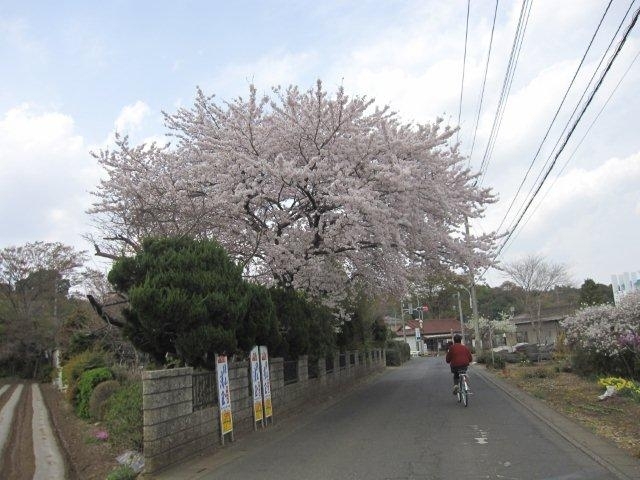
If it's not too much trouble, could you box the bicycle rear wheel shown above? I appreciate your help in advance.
[457,379,462,403]
[461,378,469,407]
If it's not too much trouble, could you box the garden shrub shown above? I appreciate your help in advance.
[489,355,505,370]
[104,381,143,450]
[61,349,109,402]
[76,367,114,419]
[386,348,401,366]
[89,380,121,421]
[562,291,639,380]
[475,351,488,364]
[106,465,137,480]
[385,341,411,366]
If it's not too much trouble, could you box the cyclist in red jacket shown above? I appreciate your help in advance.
[446,334,473,394]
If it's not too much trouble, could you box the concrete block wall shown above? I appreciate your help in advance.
[269,357,285,409]
[142,367,218,474]
[142,348,385,475]
[229,361,253,433]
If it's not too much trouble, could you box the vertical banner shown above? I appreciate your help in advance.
[250,346,264,427]
[215,354,234,443]
[259,346,273,421]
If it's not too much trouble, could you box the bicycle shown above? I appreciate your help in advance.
[456,369,470,407]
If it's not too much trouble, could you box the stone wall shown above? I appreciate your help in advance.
[142,348,385,474]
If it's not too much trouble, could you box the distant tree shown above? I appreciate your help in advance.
[502,254,571,344]
[89,81,498,304]
[0,242,87,378]
[579,279,613,306]
[337,292,386,352]
[475,284,522,321]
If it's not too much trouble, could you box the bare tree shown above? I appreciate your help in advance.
[502,254,571,345]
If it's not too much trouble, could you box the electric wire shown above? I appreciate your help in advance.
[457,0,471,145]
[501,0,637,238]
[477,0,532,183]
[501,47,640,255]
[495,0,615,234]
[494,4,640,261]
[479,0,532,184]
[468,0,500,166]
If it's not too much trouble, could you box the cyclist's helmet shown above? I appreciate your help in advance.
[453,334,462,343]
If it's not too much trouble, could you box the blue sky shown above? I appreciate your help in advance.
[1,0,639,288]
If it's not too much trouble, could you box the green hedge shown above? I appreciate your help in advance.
[76,367,114,419]
[386,341,411,366]
[104,382,143,450]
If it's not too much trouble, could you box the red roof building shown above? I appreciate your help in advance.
[387,316,464,353]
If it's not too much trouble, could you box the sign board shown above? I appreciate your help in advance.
[415,327,421,339]
[259,346,273,420]
[249,346,264,426]
[215,354,234,441]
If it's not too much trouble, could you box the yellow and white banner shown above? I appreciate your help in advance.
[259,346,273,419]
[250,346,263,423]
[216,354,234,436]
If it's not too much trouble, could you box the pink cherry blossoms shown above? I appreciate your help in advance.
[88,81,497,301]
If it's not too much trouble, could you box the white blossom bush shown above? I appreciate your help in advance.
[478,314,516,339]
[88,82,497,303]
[561,291,640,379]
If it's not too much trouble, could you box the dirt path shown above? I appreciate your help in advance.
[32,384,65,479]
[0,383,67,480]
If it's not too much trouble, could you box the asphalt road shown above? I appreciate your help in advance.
[159,357,620,480]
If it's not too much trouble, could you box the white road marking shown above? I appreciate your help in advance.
[0,384,24,458]
[471,424,489,445]
[0,384,10,396]
[32,383,66,480]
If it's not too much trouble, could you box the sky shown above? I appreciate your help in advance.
[1,0,639,288]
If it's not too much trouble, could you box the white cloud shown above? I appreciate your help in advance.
[114,101,151,133]
[0,104,83,156]
[489,151,640,285]
[0,105,95,251]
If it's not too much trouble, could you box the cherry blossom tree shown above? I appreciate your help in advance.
[89,82,497,301]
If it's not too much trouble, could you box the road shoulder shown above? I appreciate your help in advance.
[475,366,640,480]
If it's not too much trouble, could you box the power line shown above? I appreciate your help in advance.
[468,0,500,165]
[494,4,640,260]
[457,0,471,145]
[501,0,637,239]
[495,0,615,234]
[477,0,532,182]
[501,47,640,255]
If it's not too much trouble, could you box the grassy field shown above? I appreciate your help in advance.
[494,361,640,458]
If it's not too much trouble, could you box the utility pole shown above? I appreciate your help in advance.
[465,218,482,351]
[399,302,407,343]
[455,292,465,343]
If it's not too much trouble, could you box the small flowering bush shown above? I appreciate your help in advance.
[562,291,640,380]
[598,377,640,402]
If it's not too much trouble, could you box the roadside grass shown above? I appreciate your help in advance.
[496,361,640,458]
